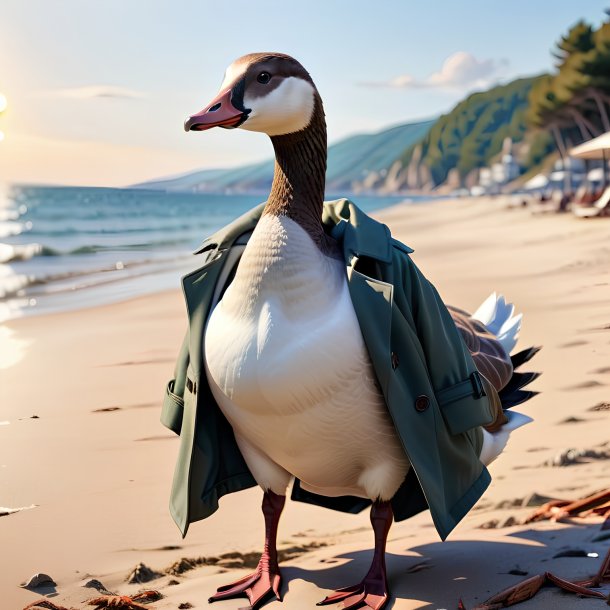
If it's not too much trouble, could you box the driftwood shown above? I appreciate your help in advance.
[460,489,610,609]
[524,488,610,527]
[459,548,610,608]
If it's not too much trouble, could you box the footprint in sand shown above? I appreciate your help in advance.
[135,435,175,442]
[559,339,588,348]
[563,380,604,391]
[557,416,586,424]
[99,357,175,367]
[92,402,157,413]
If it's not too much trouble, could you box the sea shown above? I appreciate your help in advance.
[0,184,429,323]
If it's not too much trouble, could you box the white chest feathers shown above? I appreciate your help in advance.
[204,215,409,500]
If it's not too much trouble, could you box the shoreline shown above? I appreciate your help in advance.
[1,196,609,609]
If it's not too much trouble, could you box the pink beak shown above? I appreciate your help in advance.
[184,88,246,132]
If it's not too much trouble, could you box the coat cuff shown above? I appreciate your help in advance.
[161,379,184,435]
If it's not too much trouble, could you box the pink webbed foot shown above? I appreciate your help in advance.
[209,491,285,610]
[318,501,393,610]
[317,577,389,610]
[208,562,282,610]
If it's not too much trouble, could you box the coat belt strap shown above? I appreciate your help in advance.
[437,372,486,406]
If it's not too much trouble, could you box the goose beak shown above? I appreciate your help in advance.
[184,88,248,132]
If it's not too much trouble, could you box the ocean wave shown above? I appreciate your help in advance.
[25,222,207,237]
[0,239,190,263]
[0,263,109,299]
[38,245,99,256]
[3,244,131,260]
[0,253,190,300]
[0,220,32,238]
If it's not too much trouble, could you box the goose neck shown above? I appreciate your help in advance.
[264,96,328,248]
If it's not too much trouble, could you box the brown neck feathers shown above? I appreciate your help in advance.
[264,95,328,250]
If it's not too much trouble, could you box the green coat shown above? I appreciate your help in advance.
[161,199,494,540]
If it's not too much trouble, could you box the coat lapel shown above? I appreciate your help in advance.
[324,199,399,397]
[181,256,224,377]
[347,267,394,397]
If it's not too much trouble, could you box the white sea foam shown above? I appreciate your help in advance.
[0,209,18,221]
[0,221,25,238]
[0,266,33,299]
[0,242,43,263]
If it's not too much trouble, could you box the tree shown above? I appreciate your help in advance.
[553,20,595,65]
[528,15,610,159]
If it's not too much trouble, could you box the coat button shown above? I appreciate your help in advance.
[391,352,399,370]
[414,395,430,412]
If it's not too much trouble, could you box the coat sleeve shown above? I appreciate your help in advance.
[393,244,495,435]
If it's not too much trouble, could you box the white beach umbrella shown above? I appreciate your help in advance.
[570,132,610,159]
[571,132,610,188]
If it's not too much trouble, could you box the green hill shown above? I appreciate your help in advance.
[325,120,434,190]
[392,76,544,189]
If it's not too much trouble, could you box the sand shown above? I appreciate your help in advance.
[1,196,609,609]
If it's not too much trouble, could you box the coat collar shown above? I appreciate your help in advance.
[323,198,400,264]
[194,197,409,264]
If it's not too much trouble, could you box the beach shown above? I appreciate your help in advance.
[1,196,609,609]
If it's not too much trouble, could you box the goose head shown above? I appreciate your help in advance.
[184,53,320,137]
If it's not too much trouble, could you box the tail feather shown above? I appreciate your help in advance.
[480,411,534,465]
[500,351,542,409]
[497,322,520,355]
[472,292,498,327]
[510,346,542,369]
[474,293,522,354]
[501,371,541,395]
[498,311,522,338]
[498,389,539,409]
[487,295,515,335]
[471,293,541,465]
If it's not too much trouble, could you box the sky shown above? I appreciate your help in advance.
[0,0,608,187]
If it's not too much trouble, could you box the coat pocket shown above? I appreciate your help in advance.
[161,379,185,435]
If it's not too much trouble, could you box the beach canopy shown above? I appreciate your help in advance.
[570,131,610,159]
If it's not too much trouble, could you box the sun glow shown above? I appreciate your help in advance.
[0,94,7,113]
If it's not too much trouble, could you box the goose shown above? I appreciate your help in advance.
[182,52,539,610]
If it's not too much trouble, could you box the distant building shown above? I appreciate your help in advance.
[472,137,520,194]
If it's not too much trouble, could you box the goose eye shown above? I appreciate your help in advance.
[257,72,271,84]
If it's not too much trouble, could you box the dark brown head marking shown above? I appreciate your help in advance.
[223,53,316,110]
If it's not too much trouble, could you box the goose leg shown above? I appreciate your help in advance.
[317,501,392,610]
[209,490,285,610]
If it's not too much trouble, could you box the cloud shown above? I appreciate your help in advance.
[45,86,146,100]
[363,52,509,91]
